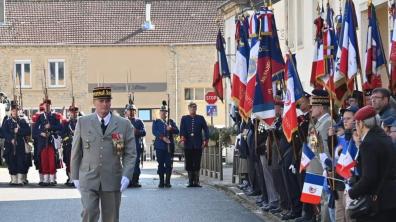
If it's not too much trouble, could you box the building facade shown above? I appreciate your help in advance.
[0,0,226,147]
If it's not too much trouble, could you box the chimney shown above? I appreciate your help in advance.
[142,3,155,30]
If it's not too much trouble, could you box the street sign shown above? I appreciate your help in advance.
[205,91,217,104]
[206,105,217,117]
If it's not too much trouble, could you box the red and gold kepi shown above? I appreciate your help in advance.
[93,86,112,99]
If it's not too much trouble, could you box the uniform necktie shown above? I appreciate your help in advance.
[101,118,106,135]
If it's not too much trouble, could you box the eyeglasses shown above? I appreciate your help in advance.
[370,96,384,100]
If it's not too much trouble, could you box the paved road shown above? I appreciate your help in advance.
[0,162,264,222]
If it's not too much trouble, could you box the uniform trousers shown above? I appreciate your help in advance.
[156,149,172,174]
[6,145,25,175]
[80,188,121,222]
[260,155,280,206]
[40,146,56,174]
[133,147,142,176]
[184,148,202,171]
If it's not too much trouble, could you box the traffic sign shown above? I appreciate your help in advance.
[205,91,217,104]
[206,105,217,117]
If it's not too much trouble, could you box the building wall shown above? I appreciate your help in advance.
[0,44,221,146]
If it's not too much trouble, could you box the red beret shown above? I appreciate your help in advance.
[354,105,377,121]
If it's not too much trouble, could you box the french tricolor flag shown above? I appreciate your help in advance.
[300,173,325,205]
[336,140,358,179]
[300,143,315,173]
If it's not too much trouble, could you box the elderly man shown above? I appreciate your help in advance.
[71,87,136,222]
[349,106,396,221]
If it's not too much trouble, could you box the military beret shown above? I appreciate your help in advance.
[354,105,377,121]
[391,120,396,128]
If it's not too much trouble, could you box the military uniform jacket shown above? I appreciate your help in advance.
[180,115,209,149]
[61,118,77,164]
[152,118,179,151]
[32,112,62,151]
[2,117,31,160]
[129,117,146,152]
[307,113,334,174]
[71,113,137,192]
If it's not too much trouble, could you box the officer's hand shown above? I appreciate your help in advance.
[11,139,15,145]
[73,180,80,192]
[40,132,47,138]
[162,137,171,144]
[120,176,130,192]
[14,127,19,133]
[45,123,50,129]
[166,125,172,131]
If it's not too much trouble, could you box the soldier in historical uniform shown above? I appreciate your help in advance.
[2,101,31,185]
[71,87,136,222]
[125,101,146,188]
[32,99,62,186]
[32,102,46,184]
[152,101,179,188]
[61,104,79,186]
[180,102,209,187]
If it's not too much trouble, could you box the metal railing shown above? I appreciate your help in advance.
[200,142,223,180]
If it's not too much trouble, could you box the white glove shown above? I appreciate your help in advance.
[120,176,130,192]
[319,153,329,168]
[73,180,80,192]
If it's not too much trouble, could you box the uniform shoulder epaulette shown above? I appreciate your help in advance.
[54,112,63,120]
[31,113,41,123]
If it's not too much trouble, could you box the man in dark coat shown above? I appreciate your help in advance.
[180,102,209,187]
[61,105,79,186]
[2,101,31,185]
[125,102,146,188]
[349,105,396,221]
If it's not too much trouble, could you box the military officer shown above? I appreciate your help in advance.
[125,101,146,188]
[32,99,62,186]
[2,101,31,185]
[61,104,79,186]
[71,86,136,222]
[31,102,46,185]
[180,102,209,187]
[152,101,179,188]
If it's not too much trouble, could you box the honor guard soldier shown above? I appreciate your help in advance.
[71,87,136,222]
[180,102,209,187]
[2,101,31,185]
[32,99,62,186]
[152,101,179,188]
[61,104,79,186]
[125,101,146,188]
[32,102,46,184]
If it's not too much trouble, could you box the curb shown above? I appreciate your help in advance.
[174,169,282,222]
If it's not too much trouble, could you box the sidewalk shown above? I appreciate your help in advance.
[174,164,282,222]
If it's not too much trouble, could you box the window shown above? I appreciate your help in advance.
[48,60,65,87]
[184,88,212,100]
[14,60,31,88]
[138,109,152,121]
[184,88,193,100]
[195,88,204,100]
[0,0,4,24]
